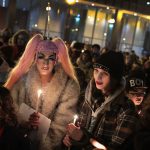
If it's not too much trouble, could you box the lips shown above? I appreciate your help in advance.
[96,81,103,85]
[135,98,142,102]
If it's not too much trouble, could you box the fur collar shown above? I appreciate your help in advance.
[25,63,68,117]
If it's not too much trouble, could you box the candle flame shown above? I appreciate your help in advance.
[73,115,78,124]
[37,89,42,98]
[74,115,78,119]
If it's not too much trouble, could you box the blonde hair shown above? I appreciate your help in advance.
[52,37,78,82]
[4,35,78,89]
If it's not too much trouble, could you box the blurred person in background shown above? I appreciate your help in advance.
[76,50,93,82]
[11,29,30,61]
[91,44,101,57]
[0,28,12,47]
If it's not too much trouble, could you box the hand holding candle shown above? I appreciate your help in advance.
[29,89,42,129]
[67,115,79,150]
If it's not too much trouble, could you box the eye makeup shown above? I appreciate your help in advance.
[37,52,56,61]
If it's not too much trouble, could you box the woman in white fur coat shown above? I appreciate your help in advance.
[4,34,80,150]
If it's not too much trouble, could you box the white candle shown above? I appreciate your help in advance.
[73,115,78,124]
[67,115,78,150]
[90,138,107,150]
[36,89,42,112]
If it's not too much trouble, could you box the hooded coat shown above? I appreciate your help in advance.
[10,63,80,150]
[72,78,139,150]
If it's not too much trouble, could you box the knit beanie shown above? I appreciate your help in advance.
[93,51,124,80]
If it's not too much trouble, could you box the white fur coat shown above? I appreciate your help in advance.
[11,64,80,150]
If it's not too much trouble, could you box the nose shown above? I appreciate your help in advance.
[97,72,103,80]
[43,58,49,65]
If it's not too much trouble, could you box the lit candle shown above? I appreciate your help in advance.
[67,115,78,150]
[73,115,78,124]
[90,138,107,150]
[36,89,42,112]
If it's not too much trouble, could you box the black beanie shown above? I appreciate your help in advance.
[126,69,147,91]
[93,51,124,80]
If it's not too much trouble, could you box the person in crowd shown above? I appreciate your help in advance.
[125,68,148,115]
[74,67,88,112]
[0,86,30,150]
[123,52,132,76]
[91,44,101,57]
[0,28,12,46]
[134,93,150,150]
[76,50,93,82]
[0,29,30,70]
[0,45,15,67]
[4,34,80,150]
[69,41,83,65]
[0,54,11,85]
[11,29,30,61]
[63,51,139,150]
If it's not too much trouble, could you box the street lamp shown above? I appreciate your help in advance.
[44,2,51,39]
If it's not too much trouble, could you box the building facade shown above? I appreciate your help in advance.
[0,0,150,56]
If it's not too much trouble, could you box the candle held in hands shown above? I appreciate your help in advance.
[67,115,78,150]
[36,89,42,112]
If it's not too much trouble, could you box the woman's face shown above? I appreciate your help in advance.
[36,51,56,76]
[93,68,110,93]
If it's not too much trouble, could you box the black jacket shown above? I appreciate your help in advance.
[0,125,31,150]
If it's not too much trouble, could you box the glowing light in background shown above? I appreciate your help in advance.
[109,23,114,28]
[147,1,150,5]
[34,24,38,27]
[2,0,6,7]
[123,38,126,41]
[66,0,76,5]
[134,13,137,16]
[108,18,115,24]
[104,33,107,36]
[75,14,80,22]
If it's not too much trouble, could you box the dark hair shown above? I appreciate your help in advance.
[91,79,104,106]
[92,44,101,50]
[0,86,17,127]
[12,29,30,45]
